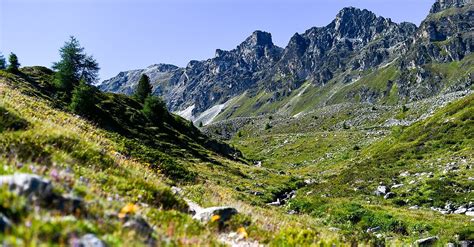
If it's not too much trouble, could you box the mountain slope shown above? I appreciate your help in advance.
[100,0,473,126]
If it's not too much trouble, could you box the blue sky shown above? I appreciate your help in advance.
[1,0,434,81]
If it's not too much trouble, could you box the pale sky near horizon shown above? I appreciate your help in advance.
[1,0,434,81]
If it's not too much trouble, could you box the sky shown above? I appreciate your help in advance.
[1,0,434,81]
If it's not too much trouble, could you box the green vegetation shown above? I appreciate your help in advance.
[133,74,152,103]
[53,36,99,93]
[0,53,6,70]
[7,53,20,74]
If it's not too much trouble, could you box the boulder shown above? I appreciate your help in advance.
[414,236,438,246]
[0,213,12,232]
[76,234,106,247]
[466,211,474,217]
[0,174,53,200]
[460,241,474,247]
[123,216,154,237]
[367,226,381,233]
[193,206,238,223]
[375,185,389,196]
[384,192,396,199]
[454,207,467,214]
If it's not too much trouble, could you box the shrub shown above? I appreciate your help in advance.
[133,74,152,103]
[7,53,20,73]
[69,82,98,116]
[142,96,167,124]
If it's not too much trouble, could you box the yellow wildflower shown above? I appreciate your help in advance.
[118,203,139,218]
[210,215,221,222]
[237,227,248,238]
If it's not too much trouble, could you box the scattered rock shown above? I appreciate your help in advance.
[414,236,438,246]
[123,216,154,237]
[329,227,341,232]
[367,226,381,233]
[454,207,467,214]
[0,213,12,232]
[171,186,183,195]
[384,192,396,199]
[409,205,420,210]
[375,185,389,196]
[447,243,455,247]
[391,184,404,189]
[182,198,202,216]
[0,174,53,200]
[466,211,474,217]
[460,241,474,247]
[193,206,238,223]
[76,234,106,247]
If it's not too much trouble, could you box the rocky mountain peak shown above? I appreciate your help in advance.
[332,7,394,41]
[238,30,275,49]
[430,0,472,13]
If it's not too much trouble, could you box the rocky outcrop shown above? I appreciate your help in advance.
[100,0,473,123]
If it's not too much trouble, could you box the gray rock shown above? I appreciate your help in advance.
[447,243,455,247]
[391,184,404,189]
[193,206,238,223]
[0,213,12,232]
[454,207,467,214]
[414,236,438,246]
[384,192,396,199]
[367,226,381,233]
[460,240,474,247]
[375,185,390,196]
[77,234,106,247]
[466,211,474,217]
[123,216,154,237]
[0,174,53,200]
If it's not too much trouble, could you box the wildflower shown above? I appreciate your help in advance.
[237,227,248,239]
[118,203,139,218]
[210,215,221,222]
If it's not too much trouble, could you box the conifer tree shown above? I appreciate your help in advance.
[7,53,20,73]
[53,36,99,93]
[134,74,152,103]
[69,79,97,116]
[0,53,6,70]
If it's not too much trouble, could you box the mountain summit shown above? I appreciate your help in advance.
[100,1,472,124]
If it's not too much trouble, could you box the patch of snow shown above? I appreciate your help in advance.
[194,102,227,126]
[175,104,195,121]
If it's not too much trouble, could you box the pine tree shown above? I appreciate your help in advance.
[69,79,97,116]
[134,74,152,103]
[0,53,6,70]
[142,96,167,123]
[53,36,99,93]
[7,53,20,73]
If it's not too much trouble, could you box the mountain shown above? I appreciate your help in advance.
[100,0,473,125]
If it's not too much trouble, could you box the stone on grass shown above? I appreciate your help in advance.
[193,206,238,223]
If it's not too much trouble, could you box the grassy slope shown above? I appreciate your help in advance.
[0,68,352,246]
[229,93,474,245]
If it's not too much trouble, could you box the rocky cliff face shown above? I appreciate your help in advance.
[100,0,473,123]
[166,31,283,114]
[269,7,416,86]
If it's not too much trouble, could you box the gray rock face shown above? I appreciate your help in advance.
[430,0,472,13]
[193,206,238,223]
[0,174,53,200]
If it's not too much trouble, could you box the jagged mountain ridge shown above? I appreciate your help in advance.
[100,0,473,124]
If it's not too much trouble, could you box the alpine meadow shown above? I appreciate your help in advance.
[1,0,473,246]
